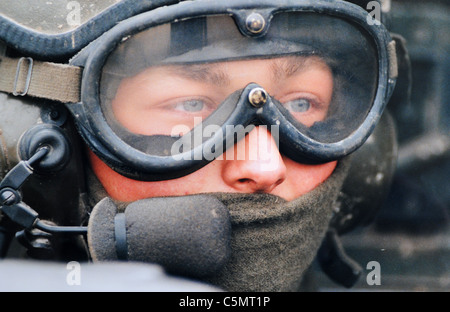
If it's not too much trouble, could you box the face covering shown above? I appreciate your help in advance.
[86,157,351,292]
[203,158,350,291]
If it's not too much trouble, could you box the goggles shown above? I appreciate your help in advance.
[2,0,398,181]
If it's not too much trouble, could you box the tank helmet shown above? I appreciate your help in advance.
[0,0,401,289]
[0,0,397,178]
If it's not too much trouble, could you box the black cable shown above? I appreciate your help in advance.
[26,146,50,167]
[34,220,87,234]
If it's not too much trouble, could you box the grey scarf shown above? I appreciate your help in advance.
[86,158,350,291]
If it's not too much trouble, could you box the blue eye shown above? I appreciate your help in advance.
[284,98,311,113]
[175,100,205,112]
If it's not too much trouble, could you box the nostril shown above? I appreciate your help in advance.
[274,178,284,187]
[236,177,283,193]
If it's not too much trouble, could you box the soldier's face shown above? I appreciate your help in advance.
[89,56,337,201]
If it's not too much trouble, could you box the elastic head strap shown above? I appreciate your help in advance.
[0,56,81,103]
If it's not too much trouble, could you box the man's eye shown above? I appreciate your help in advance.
[174,100,205,112]
[284,98,312,113]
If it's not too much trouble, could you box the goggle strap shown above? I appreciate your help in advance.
[0,56,81,103]
[388,40,398,80]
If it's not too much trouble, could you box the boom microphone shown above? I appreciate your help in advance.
[87,194,231,278]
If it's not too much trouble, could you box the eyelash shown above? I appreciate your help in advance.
[156,92,324,116]
[281,94,323,113]
[159,97,217,113]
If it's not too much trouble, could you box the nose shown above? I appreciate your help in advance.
[221,126,287,193]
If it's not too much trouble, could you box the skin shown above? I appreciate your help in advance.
[89,56,337,202]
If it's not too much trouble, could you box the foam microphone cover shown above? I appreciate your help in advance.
[87,194,231,278]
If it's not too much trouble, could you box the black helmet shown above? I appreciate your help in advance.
[0,0,403,291]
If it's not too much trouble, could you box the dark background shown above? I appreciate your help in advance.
[312,0,450,291]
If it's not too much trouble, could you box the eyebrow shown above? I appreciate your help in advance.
[167,63,231,87]
[270,56,328,81]
[165,55,328,86]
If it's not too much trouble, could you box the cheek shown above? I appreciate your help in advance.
[89,151,168,202]
[282,157,337,199]
[89,150,337,202]
[88,150,220,202]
